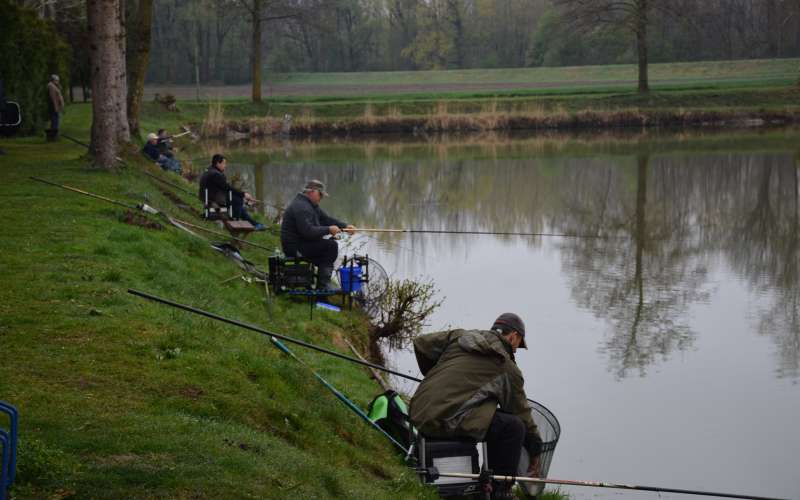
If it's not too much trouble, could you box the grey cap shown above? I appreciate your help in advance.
[492,312,527,349]
[50,74,59,82]
[304,179,329,197]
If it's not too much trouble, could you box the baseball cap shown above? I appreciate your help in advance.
[492,312,527,349]
[304,179,329,197]
[146,132,157,140]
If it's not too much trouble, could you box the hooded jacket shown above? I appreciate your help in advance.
[410,329,543,456]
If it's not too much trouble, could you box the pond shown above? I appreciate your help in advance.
[208,128,800,499]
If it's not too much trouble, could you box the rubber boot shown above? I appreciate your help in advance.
[317,265,336,291]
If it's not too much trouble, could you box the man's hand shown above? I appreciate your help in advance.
[329,225,342,236]
[243,192,254,203]
[344,224,356,235]
[527,454,541,477]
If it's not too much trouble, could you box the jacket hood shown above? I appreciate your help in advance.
[457,329,513,361]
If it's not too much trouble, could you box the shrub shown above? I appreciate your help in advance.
[0,0,71,134]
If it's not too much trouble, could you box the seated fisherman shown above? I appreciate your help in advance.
[156,128,176,158]
[280,180,355,290]
[410,313,543,500]
[143,132,181,173]
[198,154,265,231]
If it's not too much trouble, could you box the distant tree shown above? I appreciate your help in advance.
[126,0,153,138]
[237,0,311,102]
[87,0,129,168]
[553,0,677,93]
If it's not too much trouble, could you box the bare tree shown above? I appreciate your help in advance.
[553,0,677,93]
[237,0,310,102]
[88,0,129,168]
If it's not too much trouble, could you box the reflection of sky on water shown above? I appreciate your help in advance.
[226,144,799,499]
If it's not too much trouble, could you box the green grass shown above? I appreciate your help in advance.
[267,58,800,87]
[0,129,441,498]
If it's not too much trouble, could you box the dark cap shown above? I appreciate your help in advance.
[492,312,527,349]
[304,179,329,197]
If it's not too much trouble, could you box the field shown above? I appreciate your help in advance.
[143,58,800,100]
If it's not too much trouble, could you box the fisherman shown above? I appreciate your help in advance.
[46,74,65,141]
[198,154,265,231]
[156,128,176,158]
[410,313,543,500]
[280,180,355,290]
[143,132,181,173]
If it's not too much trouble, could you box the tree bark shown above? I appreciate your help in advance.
[251,0,263,102]
[127,0,153,139]
[88,0,130,169]
[635,0,649,93]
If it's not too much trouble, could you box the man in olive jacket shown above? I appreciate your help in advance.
[410,313,542,498]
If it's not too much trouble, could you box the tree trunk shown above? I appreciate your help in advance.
[88,0,130,169]
[635,0,649,93]
[251,0,262,102]
[126,0,153,139]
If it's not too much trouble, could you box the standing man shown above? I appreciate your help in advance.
[410,313,543,500]
[46,74,65,140]
[280,180,355,289]
[198,154,264,230]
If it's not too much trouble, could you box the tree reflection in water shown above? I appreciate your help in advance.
[229,141,799,381]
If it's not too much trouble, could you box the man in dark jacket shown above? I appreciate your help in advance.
[410,313,543,499]
[198,154,264,230]
[280,179,355,289]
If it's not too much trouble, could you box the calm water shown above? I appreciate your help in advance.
[217,130,800,499]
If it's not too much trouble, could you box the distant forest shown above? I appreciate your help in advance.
[22,0,800,86]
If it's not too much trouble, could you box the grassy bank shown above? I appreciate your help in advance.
[0,123,439,498]
[141,80,800,138]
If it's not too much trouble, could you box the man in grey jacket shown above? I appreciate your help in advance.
[410,313,542,499]
[280,179,355,289]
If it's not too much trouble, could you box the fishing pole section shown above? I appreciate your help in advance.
[126,289,783,500]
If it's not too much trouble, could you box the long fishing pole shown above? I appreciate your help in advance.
[355,228,604,239]
[432,472,785,500]
[128,289,421,382]
[143,170,194,196]
[129,289,780,500]
[268,336,409,453]
[61,134,128,166]
[30,177,276,253]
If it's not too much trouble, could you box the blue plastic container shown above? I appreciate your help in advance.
[339,265,363,292]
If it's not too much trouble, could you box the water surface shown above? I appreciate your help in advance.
[217,130,800,499]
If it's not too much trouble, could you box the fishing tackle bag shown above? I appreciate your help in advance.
[367,390,416,449]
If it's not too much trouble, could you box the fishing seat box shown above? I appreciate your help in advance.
[268,256,317,293]
[417,435,485,497]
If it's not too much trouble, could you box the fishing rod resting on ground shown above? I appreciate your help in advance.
[430,472,786,500]
[354,227,607,239]
[127,289,784,500]
[30,177,276,254]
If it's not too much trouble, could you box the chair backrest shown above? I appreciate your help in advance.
[203,188,233,220]
[0,401,18,499]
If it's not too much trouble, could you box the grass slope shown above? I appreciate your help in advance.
[0,120,437,498]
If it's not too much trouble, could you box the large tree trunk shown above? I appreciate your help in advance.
[88,0,130,168]
[635,0,649,93]
[127,0,153,139]
[251,0,262,102]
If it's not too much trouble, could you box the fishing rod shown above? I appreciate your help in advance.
[129,290,782,500]
[128,288,422,383]
[354,228,605,239]
[143,170,194,196]
[30,177,276,253]
[268,335,409,453]
[60,133,128,167]
[431,472,786,500]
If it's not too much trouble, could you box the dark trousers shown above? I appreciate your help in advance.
[50,111,60,131]
[283,238,338,269]
[231,193,257,226]
[484,411,526,477]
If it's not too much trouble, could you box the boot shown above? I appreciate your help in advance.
[317,265,337,291]
[490,482,516,500]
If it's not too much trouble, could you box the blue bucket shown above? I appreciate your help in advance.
[339,265,363,292]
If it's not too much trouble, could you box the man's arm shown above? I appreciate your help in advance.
[293,205,333,239]
[317,207,347,229]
